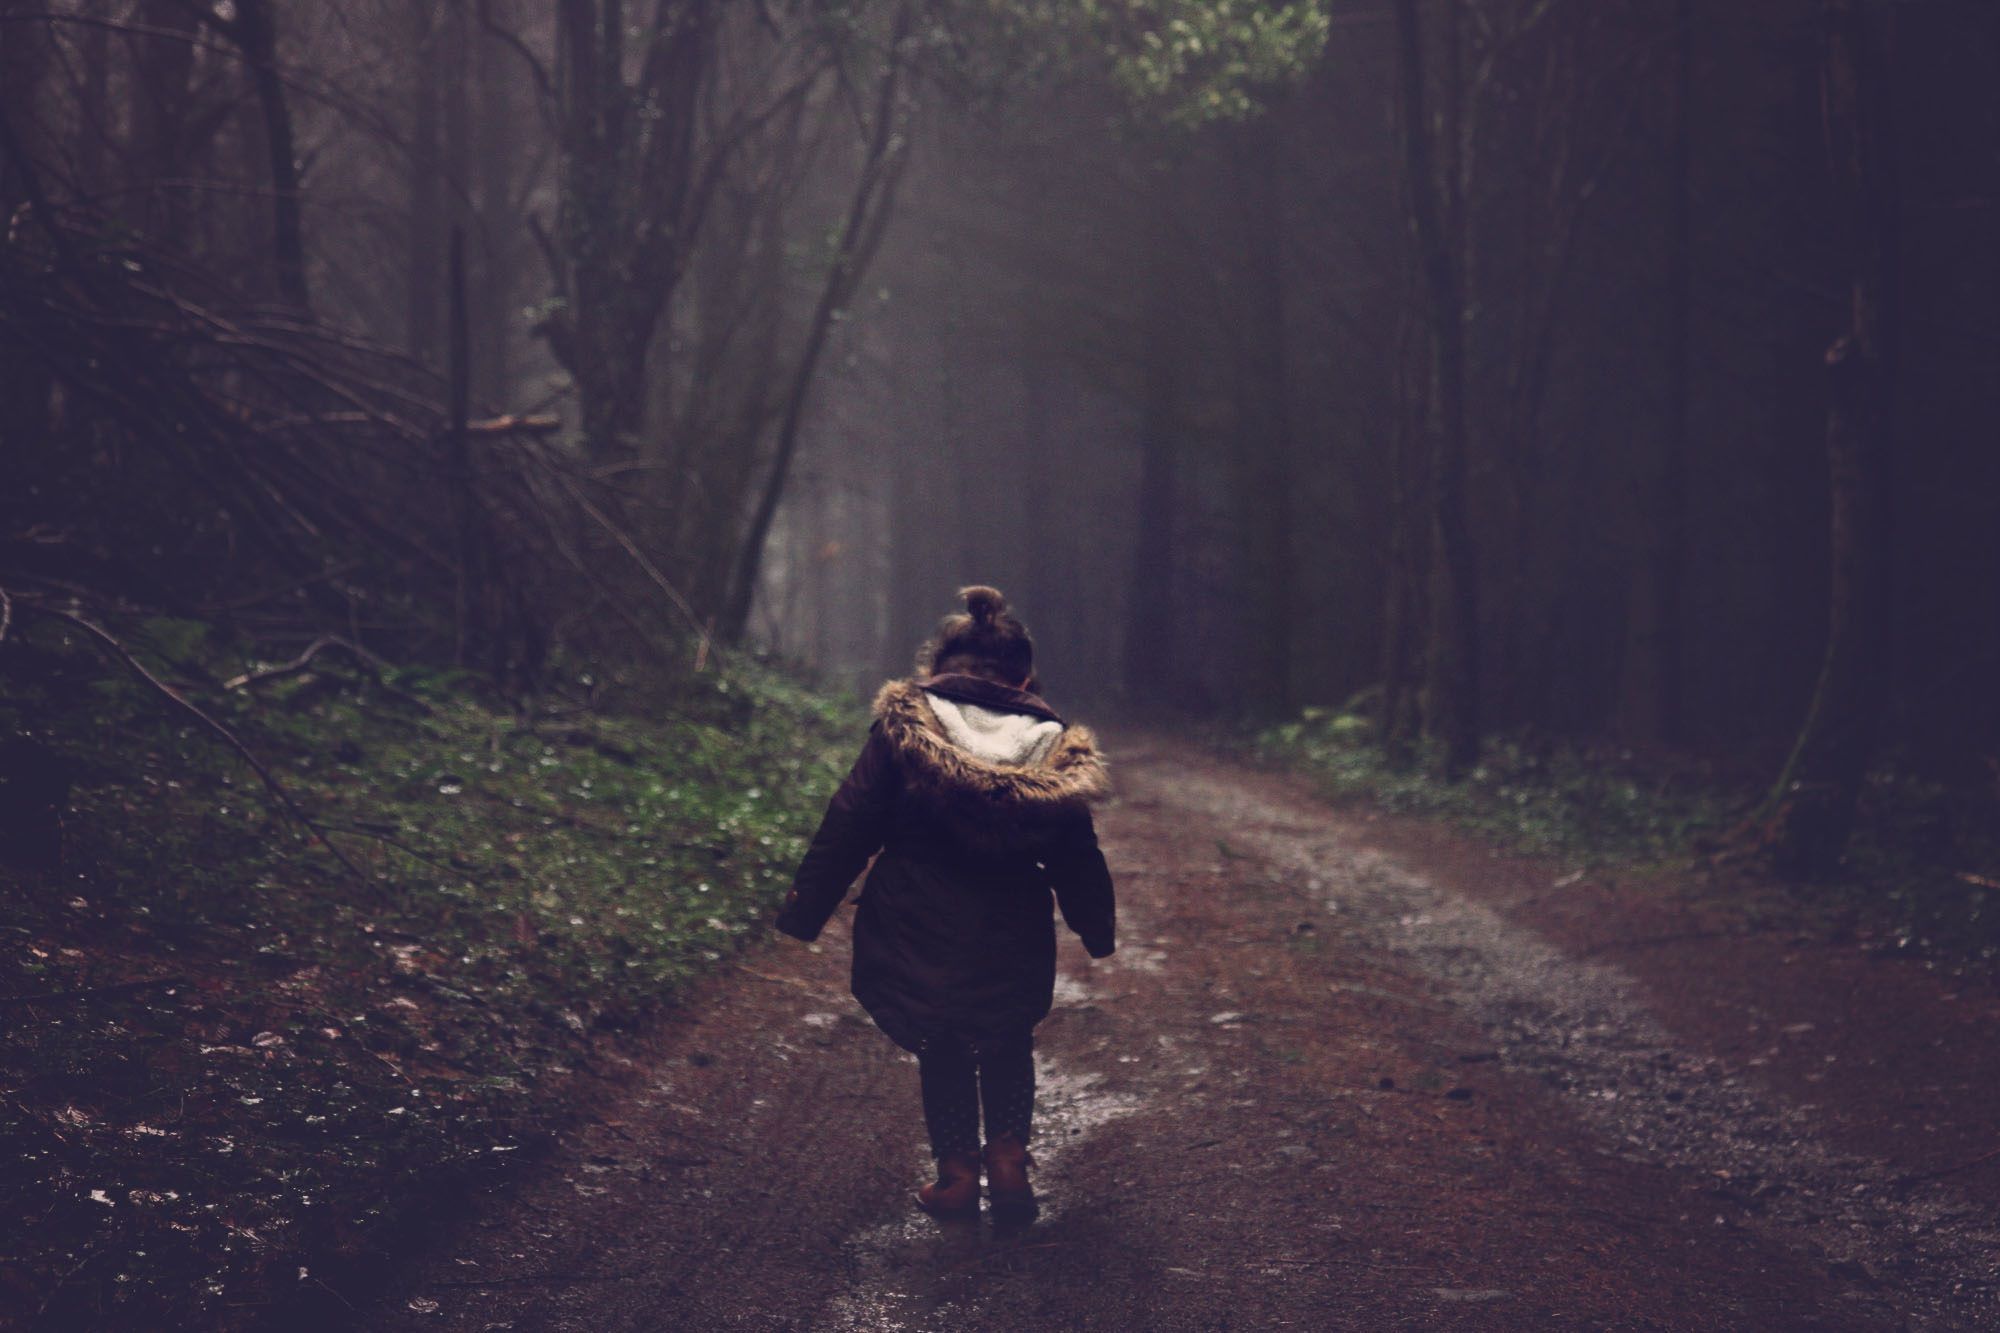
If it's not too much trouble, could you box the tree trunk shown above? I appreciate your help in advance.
[1233,117,1296,716]
[407,1,443,358]
[74,0,111,191]
[232,0,309,309]
[132,0,199,254]
[717,8,912,643]
[0,1,54,462]
[1395,0,1480,775]
[1764,0,1897,877]
[1123,199,1181,708]
[1377,304,1427,758]
[1623,0,1694,745]
[472,0,517,403]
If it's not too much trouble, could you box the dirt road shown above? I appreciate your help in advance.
[376,738,2000,1331]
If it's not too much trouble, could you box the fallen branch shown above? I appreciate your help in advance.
[321,819,464,876]
[222,633,432,713]
[223,633,385,690]
[20,600,366,880]
[555,473,716,665]
[466,413,561,437]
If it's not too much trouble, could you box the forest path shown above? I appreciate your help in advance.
[377,737,1999,1331]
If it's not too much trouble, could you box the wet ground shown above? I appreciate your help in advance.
[375,737,2000,1330]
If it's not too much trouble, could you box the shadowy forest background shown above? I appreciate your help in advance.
[2,0,1998,917]
[3,1,1999,1325]
[4,0,1999,874]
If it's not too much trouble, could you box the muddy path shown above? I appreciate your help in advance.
[375,738,1999,1331]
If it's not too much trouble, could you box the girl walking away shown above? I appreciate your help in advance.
[775,586,1117,1223]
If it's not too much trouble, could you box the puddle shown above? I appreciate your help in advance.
[1105,943,1168,974]
[1050,974,1091,1006]
[813,982,1139,1330]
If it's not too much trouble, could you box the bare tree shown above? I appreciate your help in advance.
[718,5,915,643]
[540,1,723,462]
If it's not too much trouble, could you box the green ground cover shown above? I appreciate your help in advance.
[1252,708,2000,966]
[0,619,859,1328]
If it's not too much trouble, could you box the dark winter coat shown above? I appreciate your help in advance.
[775,673,1116,1053]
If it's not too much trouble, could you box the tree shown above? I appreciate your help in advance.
[1620,0,1694,746]
[540,1,724,463]
[1230,113,1296,714]
[1763,0,1898,876]
[1394,0,1480,774]
[193,0,311,308]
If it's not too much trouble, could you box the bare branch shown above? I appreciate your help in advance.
[19,600,366,880]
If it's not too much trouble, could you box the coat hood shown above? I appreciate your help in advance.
[872,679,1110,847]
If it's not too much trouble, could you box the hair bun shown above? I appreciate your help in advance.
[959,585,1007,625]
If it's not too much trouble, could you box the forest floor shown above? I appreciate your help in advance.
[371,733,2000,1332]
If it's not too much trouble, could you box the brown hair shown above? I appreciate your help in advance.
[927,585,1034,686]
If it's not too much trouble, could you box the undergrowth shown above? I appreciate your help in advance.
[1254,708,1734,863]
[0,617,860,1328]
[1252,708,2000,967]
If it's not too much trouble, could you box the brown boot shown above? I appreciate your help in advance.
[983,1133,1037,1223]
[917,1151,981,1216]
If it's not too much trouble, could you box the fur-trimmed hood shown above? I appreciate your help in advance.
[872,677,1109,849]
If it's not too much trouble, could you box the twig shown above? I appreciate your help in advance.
[554,473,715,660]
[22,601,366,879]
[321,820,462,876]
[466,413,561,436]
[222,634,431,713]
[223,633,374,689]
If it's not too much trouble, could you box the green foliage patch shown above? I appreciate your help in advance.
[1253,708,2000,966]
[0,628,859,1327]
[1255,708,1732,863]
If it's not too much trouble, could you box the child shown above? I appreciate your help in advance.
[775,586,1116,1222]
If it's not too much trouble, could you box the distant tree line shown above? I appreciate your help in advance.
[2,1,1995,876]
[760,0,1997,875]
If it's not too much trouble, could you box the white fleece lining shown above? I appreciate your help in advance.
[923,691,1063,768]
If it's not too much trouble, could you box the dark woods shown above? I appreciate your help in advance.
[2,1,917,688]
[3,1,1996,875]
[777,0,1997,877]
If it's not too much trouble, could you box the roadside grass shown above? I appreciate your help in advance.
[1253,709,1733,863]
[0,619,861,1328]
[1251,708,2000,968]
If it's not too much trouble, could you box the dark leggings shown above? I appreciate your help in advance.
[917,1032,1035,1160]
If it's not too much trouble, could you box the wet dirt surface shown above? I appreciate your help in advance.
[375,737,1998,1330]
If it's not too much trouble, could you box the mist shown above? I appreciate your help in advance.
[5,2,2000,1326]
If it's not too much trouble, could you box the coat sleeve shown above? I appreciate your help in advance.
[774,723,897,943]
[1047,807,1116,959]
